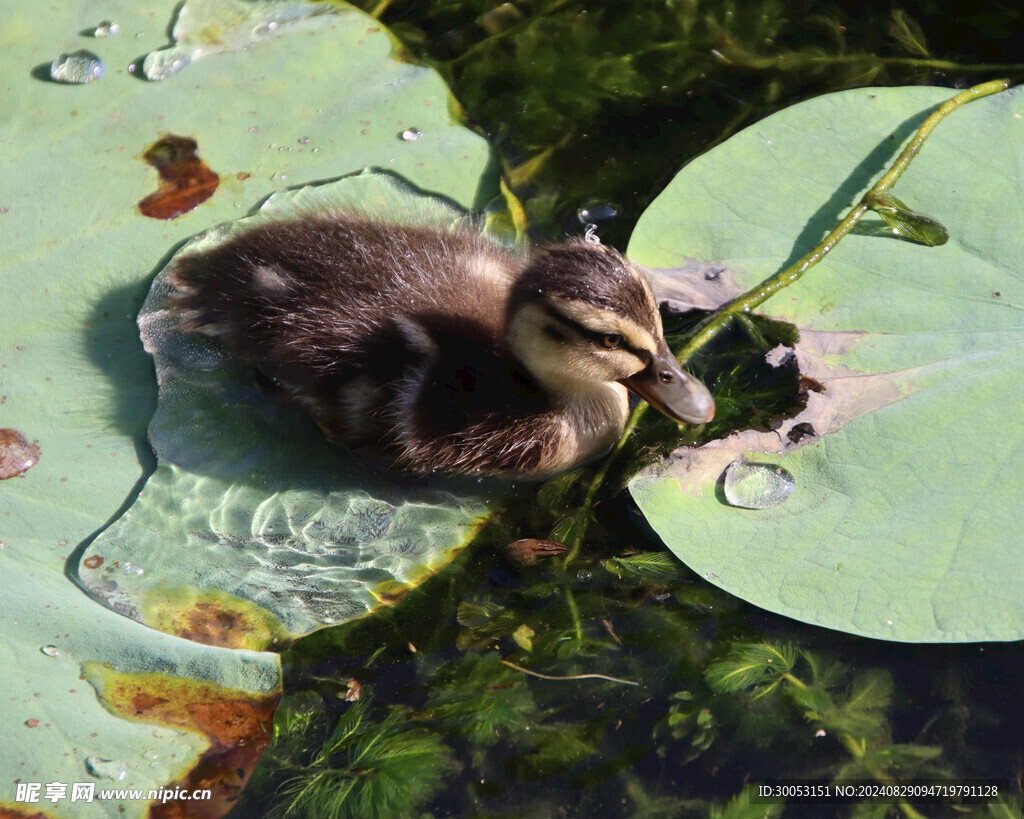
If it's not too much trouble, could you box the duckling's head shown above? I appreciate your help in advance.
[506,240,715,424]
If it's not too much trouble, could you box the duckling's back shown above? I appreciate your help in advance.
[173,213,516,355]
[170,212,526,452]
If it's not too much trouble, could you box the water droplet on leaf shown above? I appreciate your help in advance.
[86,756,128,780]
[722,460,794,509]
[400,128,423,142]
[93,21,120,37]
[40,645,60,657]
[50,50,105,84]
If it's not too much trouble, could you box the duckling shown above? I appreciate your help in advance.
[169,212,715,477]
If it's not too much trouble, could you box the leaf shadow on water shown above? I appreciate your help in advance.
[775,109,929,274]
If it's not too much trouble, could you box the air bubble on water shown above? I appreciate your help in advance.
[50,50,105,84]
[576,200,619,225]
[93,21,120,37]
[86,756,128,781]
[40,645,60,657]
[576,569,592,582]
[722,460,794,509]
[400,128,423,142]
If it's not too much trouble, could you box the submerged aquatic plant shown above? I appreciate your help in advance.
[253,694,451,819]
[704,642,947,817]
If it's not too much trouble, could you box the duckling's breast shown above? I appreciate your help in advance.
[546,383,631,474]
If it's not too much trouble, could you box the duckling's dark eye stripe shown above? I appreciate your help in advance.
[546,309,650,361]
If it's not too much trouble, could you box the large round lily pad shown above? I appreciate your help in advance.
[78,171,501,643]
[629,85,1024,643]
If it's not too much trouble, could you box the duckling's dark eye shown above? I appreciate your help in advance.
[601,333,622,349]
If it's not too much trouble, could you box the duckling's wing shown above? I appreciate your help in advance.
[169,212,521,449]
[382,316,566,475]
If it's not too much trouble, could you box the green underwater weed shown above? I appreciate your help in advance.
[253,694,451,819]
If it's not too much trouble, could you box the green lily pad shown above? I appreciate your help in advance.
[1,0,493,813]
[628,85,1024,643]
[79,171,499,643]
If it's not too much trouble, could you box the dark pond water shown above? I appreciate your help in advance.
[232,2,1024,817]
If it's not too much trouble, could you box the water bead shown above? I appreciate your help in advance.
[93,21,120,37]
[50,50,105,84]
[722,460,795,509]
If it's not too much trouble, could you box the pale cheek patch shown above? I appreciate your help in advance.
[592,348,647,381]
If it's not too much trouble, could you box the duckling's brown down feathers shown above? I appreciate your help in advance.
[171,214,584,475]
[171,212,715,476]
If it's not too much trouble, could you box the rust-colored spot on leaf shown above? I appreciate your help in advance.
[24,718,40,728]
[132,692,170,714]
[185,603,246,646]
[83,555,103,569]
[0,808,51,819]
[0,428,40,479]
[142,588,287,651]
[373,583,410,605]
[138,135,219,220]
[81,663,280,819]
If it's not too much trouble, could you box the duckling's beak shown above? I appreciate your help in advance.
[622,342,715,424]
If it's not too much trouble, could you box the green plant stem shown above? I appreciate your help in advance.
[445,0,579,68]
[676,77,1010,365]
[565,586,583,643]
[563,78,1010,558]
[838,733,928,819]
[369,0,393,18]
[714,49,1024,76]
[782,672,808,690]
[500,659,639,686]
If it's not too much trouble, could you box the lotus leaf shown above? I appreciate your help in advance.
[629,86,1024,643]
